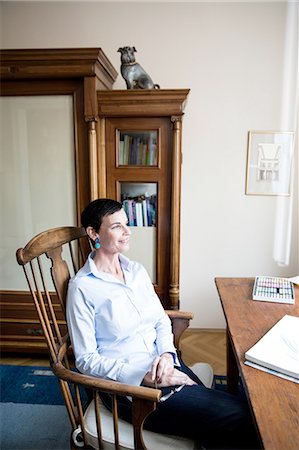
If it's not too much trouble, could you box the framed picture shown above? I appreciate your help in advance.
[245,131,294,196]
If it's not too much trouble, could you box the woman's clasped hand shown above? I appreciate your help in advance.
[142,353,196,388]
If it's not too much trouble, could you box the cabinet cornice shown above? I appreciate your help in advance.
[97,89,190,117]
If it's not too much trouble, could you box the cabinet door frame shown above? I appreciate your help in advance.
[97,89,190,309]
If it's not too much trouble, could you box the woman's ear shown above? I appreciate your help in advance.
[86,226,98,242]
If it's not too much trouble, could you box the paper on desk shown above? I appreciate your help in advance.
[287,276,299,285]
[244,361,299,384]
[245,315,299,381]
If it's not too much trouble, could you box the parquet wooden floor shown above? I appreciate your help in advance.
[0,355,50,366]
[1,330,227,375]
[180,330,226,376]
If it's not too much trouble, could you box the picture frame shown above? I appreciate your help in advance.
[245,131,294,196]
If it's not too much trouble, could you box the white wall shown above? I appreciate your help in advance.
[1,1,298,328]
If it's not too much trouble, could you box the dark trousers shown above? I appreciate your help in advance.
[100,361,262,450]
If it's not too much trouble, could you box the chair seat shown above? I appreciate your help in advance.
[189,362,214,388]
[76,363,214,449]
[81,398,195,450]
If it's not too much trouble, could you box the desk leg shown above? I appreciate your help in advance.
[226,330,239,394]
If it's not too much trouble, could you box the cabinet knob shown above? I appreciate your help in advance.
[26,328,43,336]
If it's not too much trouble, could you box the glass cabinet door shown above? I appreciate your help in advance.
[118,130,158,166]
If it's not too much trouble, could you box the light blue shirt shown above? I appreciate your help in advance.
[66,252,179,387]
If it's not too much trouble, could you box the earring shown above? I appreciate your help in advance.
[94,237,101,249]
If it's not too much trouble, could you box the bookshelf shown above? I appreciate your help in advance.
[121,183,157,227]
[97,89,189,309]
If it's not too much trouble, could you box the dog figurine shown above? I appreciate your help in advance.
[118,46,160,89]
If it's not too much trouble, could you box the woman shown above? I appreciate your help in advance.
[66,198,261,449]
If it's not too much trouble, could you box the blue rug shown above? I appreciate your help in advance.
[0,365,64,405]
[0,365,73,449]
[1,403,71,450]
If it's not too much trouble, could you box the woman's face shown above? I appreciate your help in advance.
[98,208,131,254]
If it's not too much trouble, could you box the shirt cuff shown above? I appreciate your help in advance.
[158,344,180,366]
[169,351,180,366]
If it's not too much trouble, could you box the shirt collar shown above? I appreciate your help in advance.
[77,251,132,280]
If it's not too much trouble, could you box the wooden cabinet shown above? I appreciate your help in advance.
[97,89,190,309]
[0,66,188,351]
[1,291,67,353]
[0,48,117,353]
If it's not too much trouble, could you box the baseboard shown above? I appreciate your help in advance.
[183,328,226,334]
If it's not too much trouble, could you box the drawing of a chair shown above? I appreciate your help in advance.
[257,143,281,181]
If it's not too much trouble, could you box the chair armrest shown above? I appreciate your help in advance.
[165,310,193,321]
[165,310,193,351]
[52,361,161,402]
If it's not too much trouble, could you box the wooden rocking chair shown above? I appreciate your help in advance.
[16,226,213,449]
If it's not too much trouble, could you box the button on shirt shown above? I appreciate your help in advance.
[66,252,179,387]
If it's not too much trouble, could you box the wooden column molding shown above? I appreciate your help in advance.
[84,74,104,201]
[87,120,98,200]
[97,118,107,198]
[169,116,183,309]
[84,76,99,201]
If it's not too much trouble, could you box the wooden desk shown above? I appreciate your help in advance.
[215,278,299,450]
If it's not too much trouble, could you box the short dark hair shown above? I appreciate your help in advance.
[81,198,122,231]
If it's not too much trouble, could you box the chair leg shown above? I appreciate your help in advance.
[70,433,92,450]
[70,433,86,450]
[70,433,76,450]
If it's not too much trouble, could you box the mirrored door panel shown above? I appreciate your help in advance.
[0,95,76,290]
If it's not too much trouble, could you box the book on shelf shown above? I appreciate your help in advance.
[135,202,143,226]
[121,195,156,227]
[119,140,125,165]
[122,199,135,226]
[142,199,148,227]
[244,315,299,383]
[124,134,131,165]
